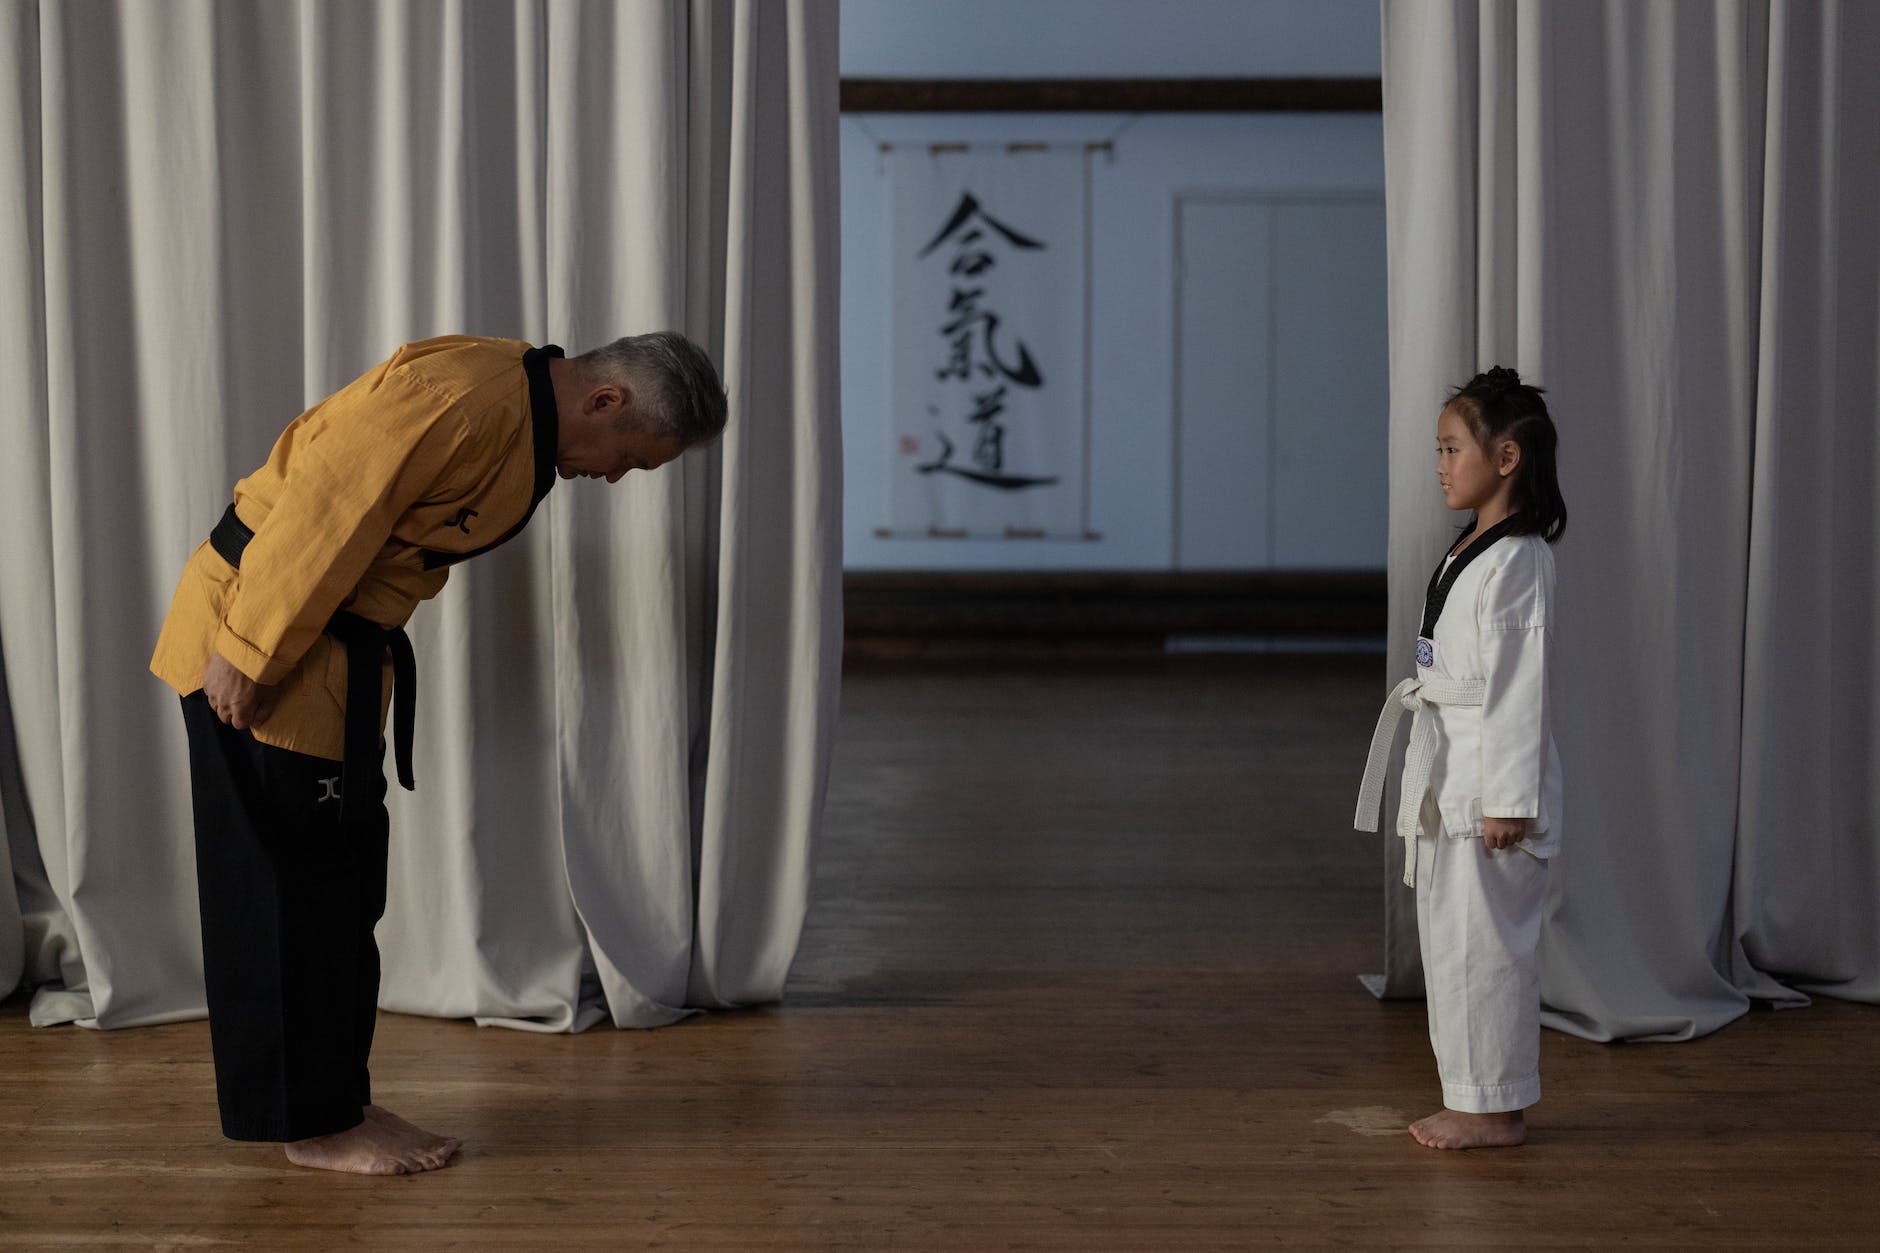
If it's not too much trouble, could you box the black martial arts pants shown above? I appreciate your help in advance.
[180,691,389,1143]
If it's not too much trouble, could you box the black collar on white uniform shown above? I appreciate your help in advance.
[1419,513,1526,639]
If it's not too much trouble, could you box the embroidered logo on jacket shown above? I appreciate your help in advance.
[1415,638,1435,669]
[448,507,478,534]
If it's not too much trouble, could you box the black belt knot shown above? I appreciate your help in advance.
[211,502,416,822]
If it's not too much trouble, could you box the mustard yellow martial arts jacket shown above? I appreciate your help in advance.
[150,335,560,761]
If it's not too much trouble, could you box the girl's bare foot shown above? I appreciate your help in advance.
[363,1104,462,1170]
[1408,1108,1528,1149]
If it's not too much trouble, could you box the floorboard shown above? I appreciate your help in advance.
[2,656,1874,1248]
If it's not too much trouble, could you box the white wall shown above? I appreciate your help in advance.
[838,0,1386,572]
[841,113,1386,570]
[841,0,1381,78]
[1175,194,1389,569]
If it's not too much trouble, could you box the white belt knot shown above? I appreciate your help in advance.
[1353,675,1486,886]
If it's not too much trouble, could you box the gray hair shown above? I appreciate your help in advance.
[574,331,728,446]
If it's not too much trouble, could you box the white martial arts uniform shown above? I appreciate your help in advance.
[1356,524,1562,1113]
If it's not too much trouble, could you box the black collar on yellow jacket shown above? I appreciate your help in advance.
[521,343,563,511]
[419,343,563,571]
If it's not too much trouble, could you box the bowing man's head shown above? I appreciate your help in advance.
[553,332,728,483]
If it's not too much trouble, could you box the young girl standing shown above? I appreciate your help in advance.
[1355,366,1568,1150]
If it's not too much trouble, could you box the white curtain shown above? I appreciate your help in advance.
[1379,0,1879,1039]
[0,0,841,1032]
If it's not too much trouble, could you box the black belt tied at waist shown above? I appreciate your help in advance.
[210,502,416,821]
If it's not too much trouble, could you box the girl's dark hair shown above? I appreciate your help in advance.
[1445,366,1568,543]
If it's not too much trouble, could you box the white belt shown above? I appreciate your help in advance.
[1354,675,1486,886]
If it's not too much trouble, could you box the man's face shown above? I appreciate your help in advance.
[557,385,689,483]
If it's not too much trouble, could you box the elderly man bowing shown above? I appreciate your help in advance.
[150,333,727,1175]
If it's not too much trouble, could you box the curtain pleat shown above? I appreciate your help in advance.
[0,0,840,1034]
[1733,0,1880,1003]
[1379,0,1878,1040]
[0,0,58,1012]
[688,0,842,1007]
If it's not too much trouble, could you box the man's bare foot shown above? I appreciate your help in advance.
[284,1118,428,1175]
[364,1104,461,1169]
[1408,1108,1528,1149]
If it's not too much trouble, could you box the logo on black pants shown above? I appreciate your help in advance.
[317,777,341,803]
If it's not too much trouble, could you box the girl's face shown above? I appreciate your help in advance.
[1435,405,1513,512]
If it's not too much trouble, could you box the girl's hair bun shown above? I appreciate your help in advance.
[1482,365,1523,391]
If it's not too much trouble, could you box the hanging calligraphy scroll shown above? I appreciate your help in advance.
[887,145,1089,539]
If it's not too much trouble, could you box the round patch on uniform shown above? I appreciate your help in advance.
[1415,637,1435,669]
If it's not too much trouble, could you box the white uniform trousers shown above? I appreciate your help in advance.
[1414,797,1547,1113]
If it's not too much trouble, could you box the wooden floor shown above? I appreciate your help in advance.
[3,656,1876,1248]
